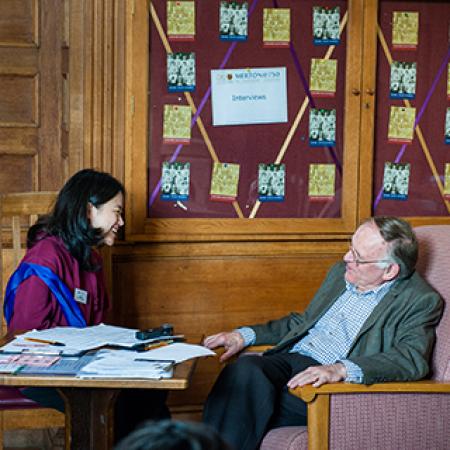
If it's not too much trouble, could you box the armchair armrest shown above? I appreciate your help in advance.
[245,345,274,353]
[289,380,450,450]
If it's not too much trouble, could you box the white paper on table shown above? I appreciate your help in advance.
[0,324,177,355]
[136,343,216,363]
[77,349,174,379]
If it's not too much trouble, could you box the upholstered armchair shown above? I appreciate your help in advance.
[261,225,450,450]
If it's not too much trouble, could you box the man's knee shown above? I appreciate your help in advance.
[218,354,265,382]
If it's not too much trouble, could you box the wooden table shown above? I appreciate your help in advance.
[0,349,197,450]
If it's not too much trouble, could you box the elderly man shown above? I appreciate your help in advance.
[202,217,443,450]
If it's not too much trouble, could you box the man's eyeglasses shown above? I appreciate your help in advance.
[347,246,392,266]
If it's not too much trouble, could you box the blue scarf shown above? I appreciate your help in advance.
[4,262,87,328]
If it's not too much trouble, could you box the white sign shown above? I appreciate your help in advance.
[211,67,288,126]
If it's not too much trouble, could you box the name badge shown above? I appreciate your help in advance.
[74,288,88,304]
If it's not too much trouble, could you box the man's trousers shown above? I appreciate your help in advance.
[203,352,320,450]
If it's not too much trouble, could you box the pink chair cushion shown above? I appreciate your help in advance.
[0,387,40,410]
[260,426,307,450]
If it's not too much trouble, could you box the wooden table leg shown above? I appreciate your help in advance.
[58,387,120,450]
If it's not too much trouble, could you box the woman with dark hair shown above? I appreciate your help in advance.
[3,169,169,441]
[5,169,124,330]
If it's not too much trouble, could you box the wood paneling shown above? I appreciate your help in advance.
[0,0,64,193]
[0,74,38,126]
[111,240,346,410]
[0,129,37,155]
[0,0,38,47]
[38,0,64,189]
[0,156,33,193]
[67,0,126,180]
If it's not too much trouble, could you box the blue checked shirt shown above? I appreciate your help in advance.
[238,280,395,383]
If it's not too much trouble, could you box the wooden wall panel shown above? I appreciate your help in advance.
[0,156,33,194]
[0,129,37,155]
[111,241,346,412]
[67,0,126,181]
[0,74,38,126]
[0,0,38,46]
[0,0,64,193]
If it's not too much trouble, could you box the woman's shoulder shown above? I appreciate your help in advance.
[23,235,72,270]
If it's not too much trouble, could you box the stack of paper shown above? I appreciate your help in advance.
[77,349,174,379]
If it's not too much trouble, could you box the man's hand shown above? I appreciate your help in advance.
[203,331,245,362]
[287,363,347,389]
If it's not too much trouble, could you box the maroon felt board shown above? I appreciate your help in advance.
[147,0,347,219]
[373,0,450,217]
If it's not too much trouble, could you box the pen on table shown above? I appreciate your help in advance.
[24,337,66,347]
[143,340,173,351]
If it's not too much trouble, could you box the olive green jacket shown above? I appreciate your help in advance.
[249,262,443,384]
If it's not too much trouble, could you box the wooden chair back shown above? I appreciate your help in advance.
[0,192,57,334]
[0,191,63,449]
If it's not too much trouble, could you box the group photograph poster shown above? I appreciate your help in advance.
[211,67,287,126]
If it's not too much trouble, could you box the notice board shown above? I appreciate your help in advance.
[147,0,348,219]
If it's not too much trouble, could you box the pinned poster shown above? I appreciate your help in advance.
[220,1,248,41]
[308,164,335,200]
[310,58,337,97]
[390,61,416,100]
[163,105,191,144]
[210,162,240,202]
[382,162,410,200]
[167,1,195,41]
[309,108,336,147]
[444,163,450,199]
[447,64,450,100]
[388,106,415,144]
[167,52,196,92]
[263,8,290,48]
[258,163,285,202]
[160,161,190,201]
[392,11,418,50]
[312,6,340,46]
[445,108,450,144]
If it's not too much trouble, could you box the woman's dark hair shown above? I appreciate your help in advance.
[27,169,124,271]
[114,420,232,450]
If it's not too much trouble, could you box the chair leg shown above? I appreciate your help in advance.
[307,393,330,450]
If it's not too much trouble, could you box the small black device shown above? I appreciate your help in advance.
[135,323,174,340]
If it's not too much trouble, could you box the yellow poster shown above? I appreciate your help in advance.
[167,1,195,41]
[392,11,418,49]
[310,59,337,97]
[210,162,240,202]
[388,106,416,143]
[263,8,290,47]
[163,105,191,144]
[444,163,450,198]
[308,164,335,200]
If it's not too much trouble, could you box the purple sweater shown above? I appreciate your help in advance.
[7,235,110,332]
